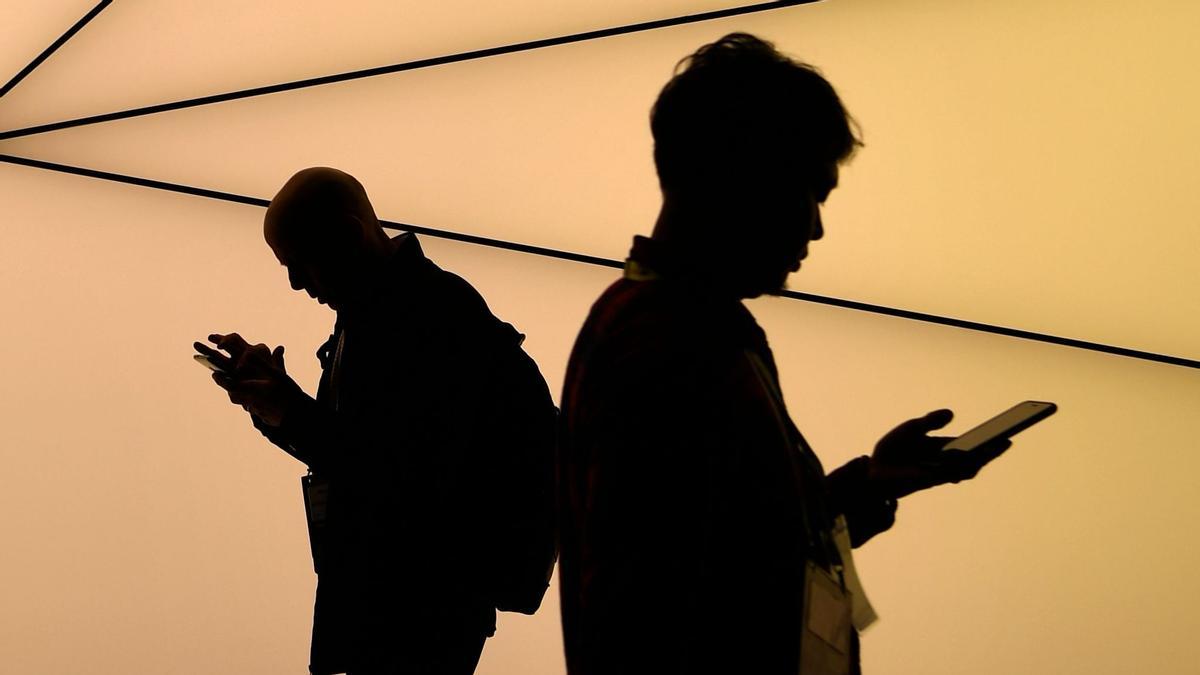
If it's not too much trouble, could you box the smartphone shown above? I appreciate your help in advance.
[194,353,230,374]
[943,400,1057,451]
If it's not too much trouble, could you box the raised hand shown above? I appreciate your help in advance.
[868,409,1011,500]
[196,332,309,428]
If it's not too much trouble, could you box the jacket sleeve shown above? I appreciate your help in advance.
[266,311,492,509]
[826,456,897,548]
[250,412,292,452]
[269,395,344,472]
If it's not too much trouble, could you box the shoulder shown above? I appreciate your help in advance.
[586,279,748,357]
[567,279,755,403]
[378,244,516,341]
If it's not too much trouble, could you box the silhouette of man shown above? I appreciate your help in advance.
[197,167,554,674]
[558,34,1012,675]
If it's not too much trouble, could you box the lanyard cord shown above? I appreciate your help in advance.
[745,350,842,571]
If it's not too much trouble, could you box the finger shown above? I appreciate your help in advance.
[194,342,221,359]
[195,342,235,369]
[234,344,274,375]
[238,343,267,364]
[888,408,954,441]
[210,332,250,356]
[918,408,954,431]
[212,372,239,391]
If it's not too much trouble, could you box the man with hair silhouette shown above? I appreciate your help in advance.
[197,167,555,675]
[558,34,1011,674]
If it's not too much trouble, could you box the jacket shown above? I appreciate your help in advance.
[558,236,895,675]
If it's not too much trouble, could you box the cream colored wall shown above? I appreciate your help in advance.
[6,0,1200,357]
[0,0,93,90]
[2,0,1199,673]
[0,0,748,131]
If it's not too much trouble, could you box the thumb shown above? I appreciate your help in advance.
[880,408,954,447]
[272,345,286,369]
[916,408,954,432]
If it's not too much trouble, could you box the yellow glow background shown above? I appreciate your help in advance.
[2,1,1198,673]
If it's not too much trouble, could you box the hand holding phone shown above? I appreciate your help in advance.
[870,401,1056,500]
[194,333,304,427]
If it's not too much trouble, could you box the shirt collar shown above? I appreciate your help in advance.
[624,235,769,348]
[624,235,734,297]
[337,232,428,323]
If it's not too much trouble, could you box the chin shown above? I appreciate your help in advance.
[743,281,785,299]
[731,262,791,298]
[763,272,794,296]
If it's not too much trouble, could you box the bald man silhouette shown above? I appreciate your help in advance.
[197,168,554,674]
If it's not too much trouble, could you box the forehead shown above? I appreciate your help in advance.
[781,161,838,197]
[799,162,839,202]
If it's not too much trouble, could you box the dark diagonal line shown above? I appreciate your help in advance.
[778,290,1200,369]
[0,0,818,140]
[0,154,619,265]
[3,153,1196,371]
[0,154,270,206]
[0,0,113,99]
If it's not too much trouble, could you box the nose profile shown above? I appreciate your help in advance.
[811,210,824,241]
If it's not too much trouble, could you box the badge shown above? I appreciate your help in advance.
[831,515,878,631]
[800,561,852,675]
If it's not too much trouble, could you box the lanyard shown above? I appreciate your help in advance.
[316,326,347,414]
[328,328,346,413]
[626,258,843,572]
[745,350,843,575]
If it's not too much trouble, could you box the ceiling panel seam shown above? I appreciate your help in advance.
[4,152,1195,371]
[0,0,819,141]
[0,0,112,99]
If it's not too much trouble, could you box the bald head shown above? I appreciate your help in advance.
[264,167,382,251]
[264,167,391,311]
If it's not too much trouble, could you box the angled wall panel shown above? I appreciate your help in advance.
[7,0,1199,360]
[0,0,96,93]
[0,0,755,130]
[4,1,1199,673]
[4,159,1199,673]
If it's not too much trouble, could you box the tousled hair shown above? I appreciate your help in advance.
[650,33,861,195]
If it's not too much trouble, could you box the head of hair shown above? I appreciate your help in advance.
[650,33,860,197]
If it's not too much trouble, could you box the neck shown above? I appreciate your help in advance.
[651,197,780,300]
[648,200,746,298]
[653,194,730,256]
[653,196,721,250]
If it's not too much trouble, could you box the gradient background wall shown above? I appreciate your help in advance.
[1,0,1198,673]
